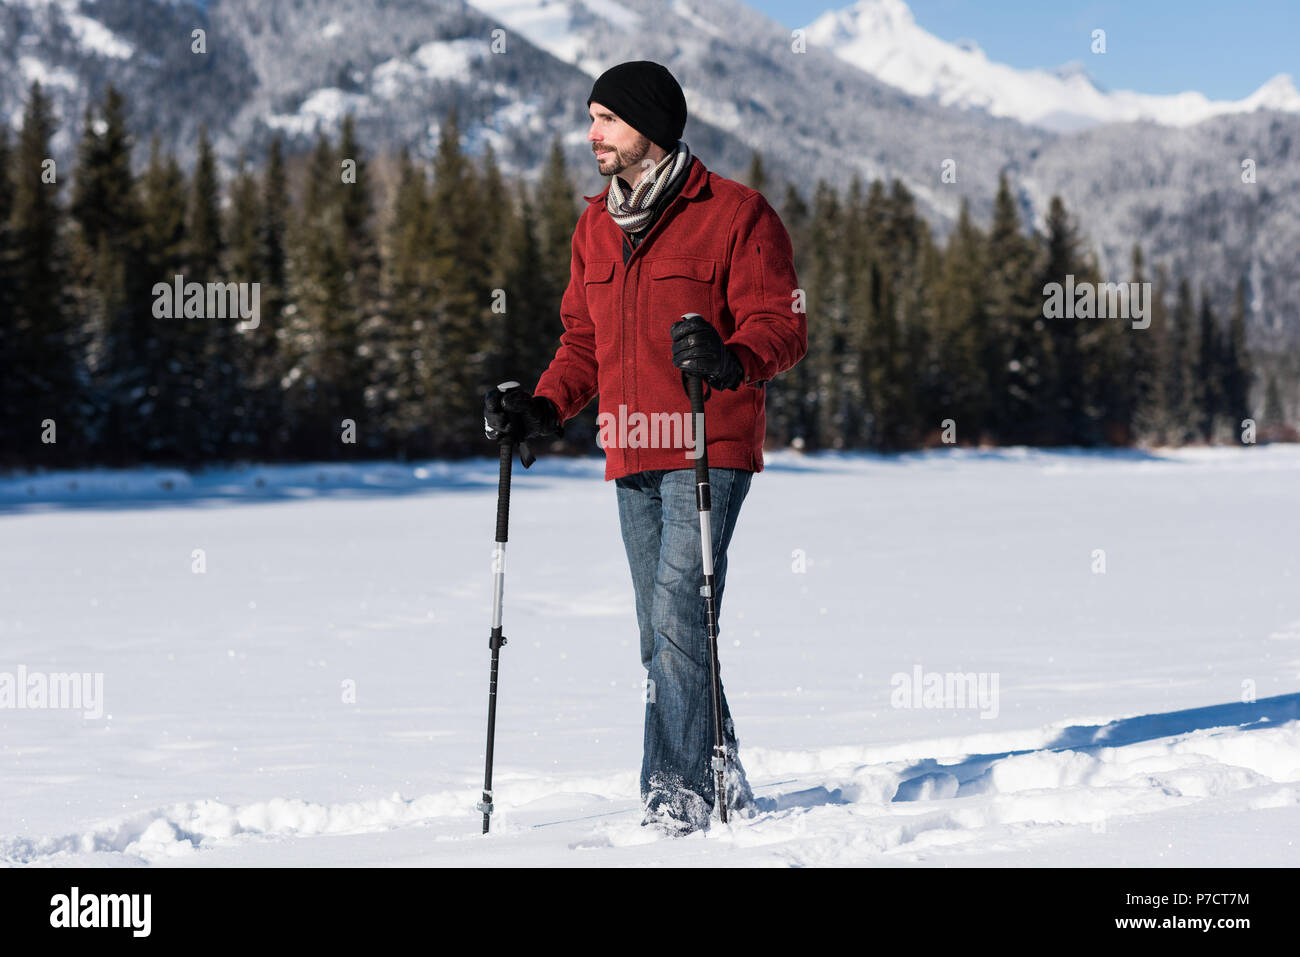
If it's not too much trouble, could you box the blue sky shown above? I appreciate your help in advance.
[751,0,1298,99]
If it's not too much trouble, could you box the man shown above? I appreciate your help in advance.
[484,60,806,833]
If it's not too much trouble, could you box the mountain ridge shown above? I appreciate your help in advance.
[1,0,1296,346]
[803,0,1300,132]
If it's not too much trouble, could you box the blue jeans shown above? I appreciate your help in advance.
[615,467,754,827]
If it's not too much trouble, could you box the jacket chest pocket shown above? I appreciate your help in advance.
[646,257,716,342]
[584,260,618,355]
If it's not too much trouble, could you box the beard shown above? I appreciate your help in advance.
[596,134,652,178]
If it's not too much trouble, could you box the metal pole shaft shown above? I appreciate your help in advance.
[480,436,513,833]
[687,375,728,824]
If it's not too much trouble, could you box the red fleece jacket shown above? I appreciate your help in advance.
[534,155,807,481]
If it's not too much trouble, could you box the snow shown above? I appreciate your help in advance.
[64,11,134,59]
[466,0,590,67]
[411,38,490,81]
[371,58,425,99]
[368,39,490,102]
[17,54,79,91]
[804,0,1300,131]
[7,0,134,59]
[1243,73,1300,111]
[1,445,1298,866]
[465,0,642,76]
[265,88,371,135]
[670,0,723,39]
[684,89,743,132]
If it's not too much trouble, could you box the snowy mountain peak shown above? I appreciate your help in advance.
[1053,61,1090,82]
[804,0,1300,131]
[840,0,915,29]
[1245,73,1300,110]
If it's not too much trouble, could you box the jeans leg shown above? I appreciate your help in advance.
[615,471,664,674]
[640,467,752,825]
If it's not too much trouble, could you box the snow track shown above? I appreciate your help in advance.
[7,701,1297,866]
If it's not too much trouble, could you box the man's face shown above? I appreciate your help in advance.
[587,102,653,181]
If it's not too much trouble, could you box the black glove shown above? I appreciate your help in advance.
[670,315,744,392]
[484,384,562,469]
[484,384,562,452]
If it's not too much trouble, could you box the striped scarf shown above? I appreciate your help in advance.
[605,140,692,236]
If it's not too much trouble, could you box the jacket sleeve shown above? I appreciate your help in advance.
[533,217,599,424]
[722,193,808,388]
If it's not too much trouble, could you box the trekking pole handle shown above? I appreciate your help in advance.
[684,360,710,484]
[493,381,518,543]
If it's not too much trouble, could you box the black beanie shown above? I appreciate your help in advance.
[587,61,687,153]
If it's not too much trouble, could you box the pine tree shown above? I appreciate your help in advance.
[187,128,223,279]
[225,152,263,457]
[1195,286,1222,442]
[1122,245,1156,443]
[883,179,936,448]
[6,83,82,466]
[337,114,383,453]
[534,137,582,438]
[985,173,1040,444]
[1069,234,1119,447]
[187,126,241,461]
[834,175,869,448]
[136,134,190,460]
[537,137,579,290]
[140,136,187,276]
[427,107,491,454]
[1038,196,1088,443]
[494,194,550,397]
[1086,264,1135,446]
[934,198,990,443]
[255,135,291,456]
[769,183,810,449]
[375,149,434,456]
[476,142,508,269]
[285,131,353,458]
[70,85,150,465]
[1167,277,1200,443]
[1262,374,1284,431]
[804,179,842,449]
[1136,264,1173,443]
[0,124,12,461]
[477,145,520,397]
[1222,277,1252,440]
[858,179,894,448]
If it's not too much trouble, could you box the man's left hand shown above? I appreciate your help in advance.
[671,315,744,391]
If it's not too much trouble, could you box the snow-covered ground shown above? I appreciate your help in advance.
[2,445,1298,867]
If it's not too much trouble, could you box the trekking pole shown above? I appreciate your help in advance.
[679,337,729,824]
[478,380,532,834]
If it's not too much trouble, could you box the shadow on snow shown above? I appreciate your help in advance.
[754,692,1300,811]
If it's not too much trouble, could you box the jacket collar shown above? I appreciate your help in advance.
[582,153,706,206]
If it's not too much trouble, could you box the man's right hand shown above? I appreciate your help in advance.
[483,385,563,443]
